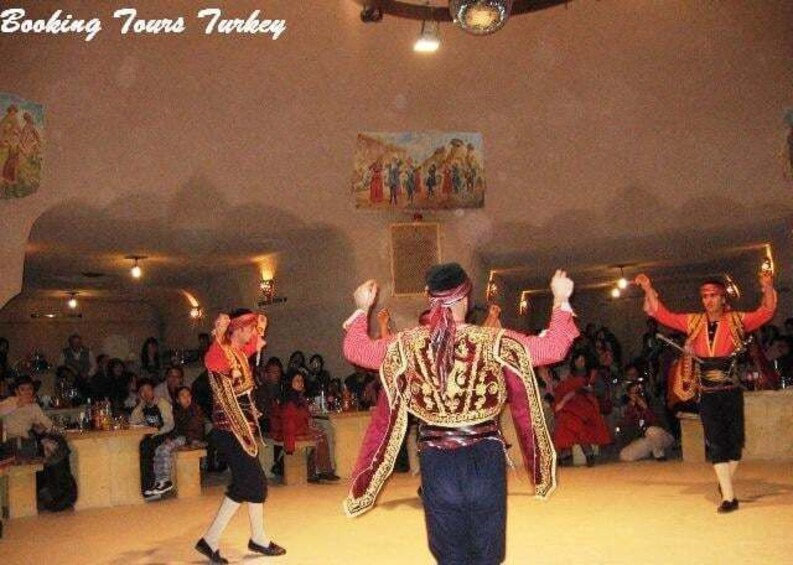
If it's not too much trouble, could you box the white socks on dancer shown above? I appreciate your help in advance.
[248,502,270,546]
[729,460,739,478]
[714,463,734,501]
[204,496,241,550]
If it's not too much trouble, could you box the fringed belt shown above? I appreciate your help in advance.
[418,420,502,451]
[697,357,740,393]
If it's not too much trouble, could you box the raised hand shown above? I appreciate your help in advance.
[354,280,379,312]
[634,274,652,292]
[550,269,574,301]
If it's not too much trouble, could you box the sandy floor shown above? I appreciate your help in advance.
[2,460,792,564]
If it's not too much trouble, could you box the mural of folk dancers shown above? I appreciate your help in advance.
[353,132,485,210]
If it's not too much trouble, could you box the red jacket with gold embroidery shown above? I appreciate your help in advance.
[341,308,578,517]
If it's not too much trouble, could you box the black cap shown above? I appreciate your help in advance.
[425,263,469,294]
[229,308,254,320]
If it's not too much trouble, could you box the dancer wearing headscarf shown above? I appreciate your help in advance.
[635,272,776,513]
[195,310,286,563]
[342,263,578,564]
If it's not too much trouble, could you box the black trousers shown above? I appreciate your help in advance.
[700,388,744,464]
[212,429,267,503]
[139,434,167,493]
[419,440,507,565]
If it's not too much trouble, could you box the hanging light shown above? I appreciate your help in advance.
[67,291,79,309]
[126,255,146,279]
[414,19,440,53]
[610,287,621,299]
[617,266,628,290]
[449,0,514,35]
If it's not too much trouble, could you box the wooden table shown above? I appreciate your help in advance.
[65,427,156,510]
[318,411,373,479]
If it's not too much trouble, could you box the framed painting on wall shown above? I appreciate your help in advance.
[0,92,44,200]
[352,132,485,209]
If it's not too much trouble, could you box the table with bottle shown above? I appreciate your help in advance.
[63,400,156,510]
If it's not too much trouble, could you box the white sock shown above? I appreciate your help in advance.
[714,463,734,501]
[729,460,739,478]
[203,497,240,550]
[248,502,270,546]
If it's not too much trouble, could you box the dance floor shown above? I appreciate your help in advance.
[2,460,792,564]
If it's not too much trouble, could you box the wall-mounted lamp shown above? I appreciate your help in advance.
[259,278,287,307]
[126,255,147,279]
[724,273,741,300]
[485,276,498,303]
[189,306,203,320]
[518,291,530,316]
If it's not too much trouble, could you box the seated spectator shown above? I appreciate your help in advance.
[552,369,612,467]
[306,354,331,398]
[618,382,674,462]
[104,358,133,413]
[0,376,53,457]
[90,354,112,400]
[154,365,185,404]
[140,337,162,382]
[129,378,174,499]
[745,333,780,390]
[254,357,283,433]
[147,386,206,497]
[270,373,338,482]
[60,333,94,381]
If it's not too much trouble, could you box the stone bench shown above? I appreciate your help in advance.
[173,447,207,499]
[261,436,318,485]
[678,412,706,463]
[5,460,44,519]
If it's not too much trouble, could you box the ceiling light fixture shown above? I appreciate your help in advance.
[610,287,621,299]
[414,19,441,52]
[450,0,514,35]
[617,266,628,290]
[126,255,147,279]
[66,291,79,309]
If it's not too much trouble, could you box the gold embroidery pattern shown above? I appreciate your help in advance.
[382,326,507,426]
[218,342,256,395]
[209,370,260,457]
[494,333,557,499]
[686,312,745,389]
[343,399,409,517]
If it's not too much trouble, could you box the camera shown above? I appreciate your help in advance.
[360,5,384,23]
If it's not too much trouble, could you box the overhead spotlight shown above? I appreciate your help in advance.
[360,4,384,23]
[126,255,147,279]
[610,287,621,299]
[189,306,203,320]
[67,291,79,309]
[414,20,440,53]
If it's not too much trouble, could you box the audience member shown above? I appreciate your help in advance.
[618,382,674,462]
[0,376,52,457]
[552,369,612,467]
[154,365,185,404]
[60,333,94,380]
[147,386,206,497]
[129,378,174,499]
[140,337,162,382]
[270,372,338,482]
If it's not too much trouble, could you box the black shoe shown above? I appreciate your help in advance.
[307,474,322,483]
[717,499,739,513]
[558,456,573,467]
[195,538,229,564]
[654,455,668,462]
[417,486,423,500]
[585,454,596,467]
[319,472,340,482]
[248,539,287,556]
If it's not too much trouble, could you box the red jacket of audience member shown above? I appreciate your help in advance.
[269,397,312,454]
